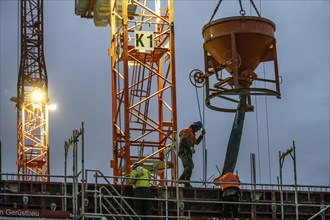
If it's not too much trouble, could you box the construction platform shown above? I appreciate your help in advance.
[0,177,329,219]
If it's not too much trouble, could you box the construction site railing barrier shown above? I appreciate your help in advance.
[0,171,330,219]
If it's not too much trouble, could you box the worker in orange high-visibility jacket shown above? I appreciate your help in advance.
[178,121,205,187]
[214,172,240,218]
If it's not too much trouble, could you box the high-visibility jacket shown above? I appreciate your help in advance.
[179,127,196,146]
[216,172,240,191]
[129,166,151,189]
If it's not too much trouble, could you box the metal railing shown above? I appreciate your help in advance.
[0,171,329,220]
[83,169,140,220]
[78,170,330,220]
[0,172,73,217]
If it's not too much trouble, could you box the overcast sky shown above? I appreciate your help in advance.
[0,0,329,187]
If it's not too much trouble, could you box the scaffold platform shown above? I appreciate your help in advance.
[0,177,329,219]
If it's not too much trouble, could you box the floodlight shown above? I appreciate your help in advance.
[32,90,44,102]
[10,96,18,103]
[47,103,57,111]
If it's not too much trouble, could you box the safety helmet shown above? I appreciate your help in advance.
[132,162,141,170]
[192,121,203,130]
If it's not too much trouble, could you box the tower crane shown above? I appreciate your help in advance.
[75,0,178,184]
[11,0,50,182]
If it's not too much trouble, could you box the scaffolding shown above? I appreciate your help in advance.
[2,127,329,219]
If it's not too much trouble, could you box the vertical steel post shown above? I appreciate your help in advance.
[175,135,180,218]
[72,131,77,219]
[121,0,131,180]
[64,146,68,211]
[279,141,298,220]
[279,150,284,220]
[109,0,119,183]
[250,153,256,219]
[169,0,178,183]
[94,172,98,215]
[292,142,299,220]
[164,143,169,218]
[81,122,85,220]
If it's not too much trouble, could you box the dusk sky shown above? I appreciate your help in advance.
[0,0,329,187]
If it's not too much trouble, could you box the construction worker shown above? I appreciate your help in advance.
[214,172,240,218]
[178,121,205,187]
[129,163,151,219]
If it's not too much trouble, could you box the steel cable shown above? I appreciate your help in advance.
[209,0,223,24]
[194,86,207,186]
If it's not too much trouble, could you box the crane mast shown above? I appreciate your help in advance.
[75,0,178,184]
[110,0,177,184]
[15,0,49,182]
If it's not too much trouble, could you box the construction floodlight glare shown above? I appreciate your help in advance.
[32,90,44,102]
[48,103,57,111]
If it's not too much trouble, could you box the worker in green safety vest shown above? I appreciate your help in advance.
[129,162,151,219]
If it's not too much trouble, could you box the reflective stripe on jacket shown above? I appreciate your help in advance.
[129,166,151,189]
[217,172,240,191]
[179,127,196,146]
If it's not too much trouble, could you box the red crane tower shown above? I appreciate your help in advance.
[11,0,50,182]
[75,0,178,184]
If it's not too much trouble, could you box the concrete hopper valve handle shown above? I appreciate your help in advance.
[223,50,242,70]
[189,69,206,88]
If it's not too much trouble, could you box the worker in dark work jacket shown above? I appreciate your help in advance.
[214,172,240,218]
[129,163,151,219]
[178,121,205,187]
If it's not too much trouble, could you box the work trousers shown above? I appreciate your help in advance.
[133,187,151,219]
[178,145,194,186]
[222,188,240,218]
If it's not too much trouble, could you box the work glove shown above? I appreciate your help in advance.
[190,147,195,154]
[213,177,221,186]
[201,128,206,135]
[136,166,143,176]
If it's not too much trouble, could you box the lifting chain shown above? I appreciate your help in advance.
[249,0,261,17]
[209,0,223,24]
[209,0,261,24]
[238,0,246,16]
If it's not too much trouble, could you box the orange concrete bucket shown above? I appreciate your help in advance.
[202,16,276,73]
